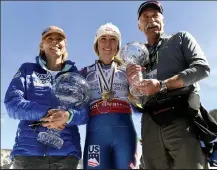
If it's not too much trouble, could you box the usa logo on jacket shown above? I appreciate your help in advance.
[88,145,100,167]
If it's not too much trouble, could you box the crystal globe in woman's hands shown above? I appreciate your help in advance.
[53,72,91,109]
[37,72,90,149]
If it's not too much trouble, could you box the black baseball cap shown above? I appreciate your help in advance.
[138,1,163,18]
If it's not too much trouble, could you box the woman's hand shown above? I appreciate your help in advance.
[40,109,70,130]
[126,64,146,85]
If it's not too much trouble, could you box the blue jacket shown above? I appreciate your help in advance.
[4,56,89,160]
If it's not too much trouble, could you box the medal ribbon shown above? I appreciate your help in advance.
[95,60,116,95]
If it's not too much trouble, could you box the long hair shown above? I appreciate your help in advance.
[95,42,123,66]
[39,40,68,63]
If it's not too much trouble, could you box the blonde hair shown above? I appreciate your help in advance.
[95,42,123,66]
[93,23,123,66]
[113,56,123,66]
[39,38,68,63]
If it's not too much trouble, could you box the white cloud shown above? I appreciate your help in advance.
[1,118,4,124]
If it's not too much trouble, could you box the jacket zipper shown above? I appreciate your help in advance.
[43,71,55,157]
[34,126,47,156]
[43,71,64,156]
[44,145,47,156]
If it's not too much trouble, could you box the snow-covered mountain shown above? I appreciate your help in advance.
[1,149,12,169]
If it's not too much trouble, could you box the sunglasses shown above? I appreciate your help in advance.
[29,121,47,131]
[41,27,51,36]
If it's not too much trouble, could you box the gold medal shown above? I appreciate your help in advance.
[102,91,114,101]
[108,90,114,101]
[102,91,110,101]
[96,61,117,103]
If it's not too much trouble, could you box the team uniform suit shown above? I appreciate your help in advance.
[81,62,138,169]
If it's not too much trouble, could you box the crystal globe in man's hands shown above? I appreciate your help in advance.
[120,41,149,66]
[120,41,149,96]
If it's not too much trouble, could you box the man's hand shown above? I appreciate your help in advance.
[134,79,161,96]
[40,109,70,130]
[126,64,146,85]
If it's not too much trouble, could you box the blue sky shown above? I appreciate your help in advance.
[1,1,217,158]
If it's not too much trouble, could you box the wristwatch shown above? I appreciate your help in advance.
[160,80,167,92]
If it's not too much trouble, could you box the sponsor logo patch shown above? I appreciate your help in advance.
[13,70,21,79]
[88,145,100,167]
[32,71,51,87]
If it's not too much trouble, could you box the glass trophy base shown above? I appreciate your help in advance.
[130,72,144,97]
[37,130,64,149]
[130,85,144,97]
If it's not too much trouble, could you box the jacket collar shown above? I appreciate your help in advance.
[35,56,77,72]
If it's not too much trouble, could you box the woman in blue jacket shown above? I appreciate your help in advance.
[4,26,88,169]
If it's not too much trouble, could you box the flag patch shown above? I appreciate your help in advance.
[88,145,100,167]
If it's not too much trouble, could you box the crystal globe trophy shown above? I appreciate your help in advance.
[37,72,90,149]
[120,41,149,96]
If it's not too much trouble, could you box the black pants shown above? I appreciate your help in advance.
[12,155,79,169]
[141,113,207,169]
